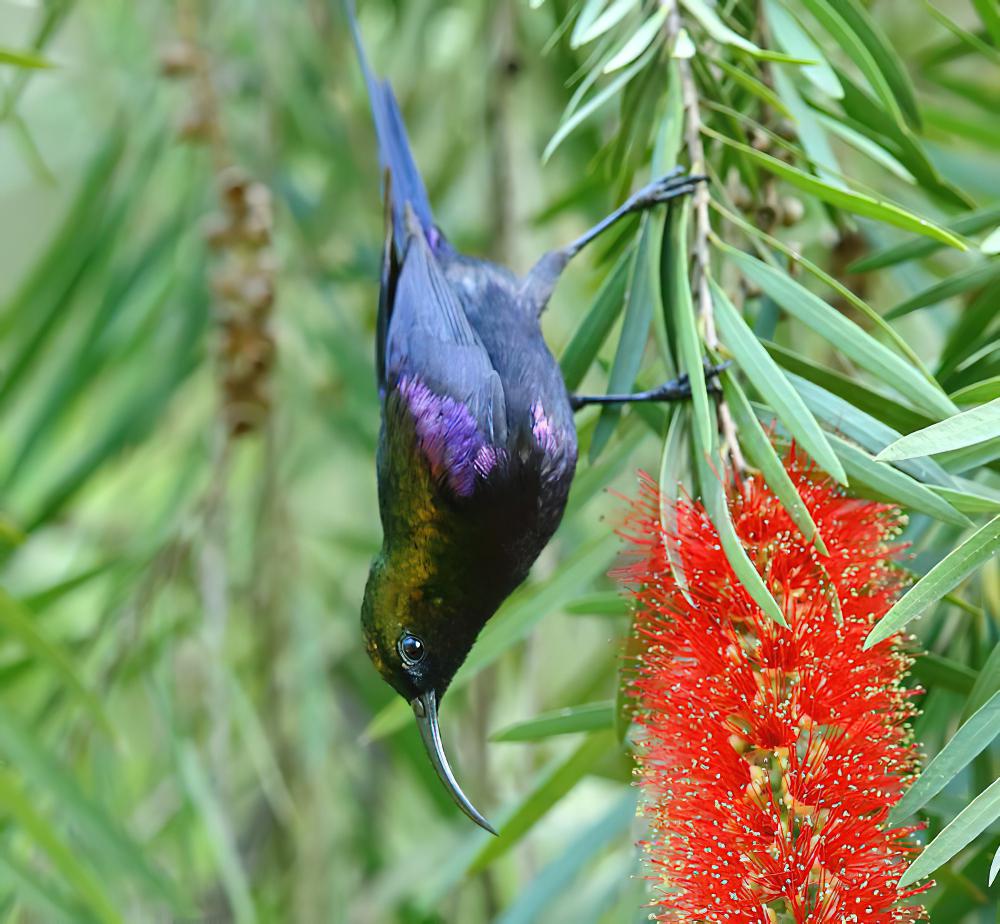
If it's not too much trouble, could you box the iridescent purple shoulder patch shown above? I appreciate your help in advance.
[530,401,558,455]
[398,376,501,496]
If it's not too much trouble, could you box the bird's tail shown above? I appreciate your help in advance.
[344,1,435,247]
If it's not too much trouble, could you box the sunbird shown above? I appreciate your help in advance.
[348,3,710,833]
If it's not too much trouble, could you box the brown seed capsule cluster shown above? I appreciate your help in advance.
[160,36,277,438]
[207,167,277,437]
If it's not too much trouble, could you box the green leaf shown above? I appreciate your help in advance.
[0,47,53,69]
[770,65,842,188]
[865,516,1000,648]
[932,484,1000,516]
[658,407,695,606]
[910,652,977,696]
[707,131,966,250]
[712,57,792,118]
[712,280,846,484]
[0,711,183,909]
[591,214,659,460]
[560,250,632,391]
[951,377,1000,406]
[564,592,628,617]
[575,0,639,46]
[491,701,615,742]
[876,400,1000,461]
[822,0,921,128]
[891,691,1000,823]
[469,733,613,872]
[816,111,916,183]
[0,590,114,737]
[965,640,1000,720]
[604,7,668,73]
[849,204,1000,273]
[669,204,713,453]
[722,246,958,418]
[721,372,826,552]
[695,448,788,628]
[886,261,1000,320]
[765,0,843,98]
[494,794,635,924]
[972,0,1000,47]
[571,0,612,47]
[762,340,934,433]
[0,768,121,924]
[795,0,914,128]
[177,744,256,924]
[681,0,807,62]
[826,433,971,529]
[710,198,933,376]
[543,46,653,162]
[785,373,954,488]
[981,226,1000,255]
[899,776,1000,887]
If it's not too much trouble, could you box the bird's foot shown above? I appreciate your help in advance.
[568,361,730,410]
[628,169,708,212]
[648,360,729,401]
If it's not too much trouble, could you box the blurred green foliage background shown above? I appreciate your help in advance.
[0,0,998,921]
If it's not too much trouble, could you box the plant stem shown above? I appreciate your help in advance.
[663,0,746,472]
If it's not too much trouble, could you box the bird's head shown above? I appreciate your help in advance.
[361,555,497,835]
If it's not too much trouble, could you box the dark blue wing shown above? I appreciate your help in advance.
[346,1,435,250]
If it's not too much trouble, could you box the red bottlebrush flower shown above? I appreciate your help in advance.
[618,460,929,923]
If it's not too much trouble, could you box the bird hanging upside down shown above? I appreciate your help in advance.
[347,3,713,834]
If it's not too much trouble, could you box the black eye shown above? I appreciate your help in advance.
[399,634,426,665]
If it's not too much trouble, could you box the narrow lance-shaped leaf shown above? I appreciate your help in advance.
[680,0,808,62]
[753,408,969,527]
[849,203,1000,273]
[826,433,970,529]
[794,0,912,127]
[822,0,921,127]
[764,0,843,98]
[721,243,958,419]
[491,702,615,742]
[604,7,668,73]
[876,399,1000,461]
[0,590,114,737]
[720,371,826,553]
[786,372,954,488]
[865,516,1000,648]
[695,447,788,628]
[659,407,695,606]
[590,214,658,461]
[899,776,1000,887]
[0,768,122,924]
[890,690,1000,822]
[0,47,54,68]
[543,46,654,161]
[706,130,966,251]
[470,732,613,871]
[711,279,846,484]
[575,0,639,47]
[560,249,632,391]
[886,260,1000,320]
[668,203,713,452]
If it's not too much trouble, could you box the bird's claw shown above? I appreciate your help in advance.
[632,170,708,209]
[704,359,730,396]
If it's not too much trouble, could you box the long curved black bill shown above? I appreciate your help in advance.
[411,691,497,836]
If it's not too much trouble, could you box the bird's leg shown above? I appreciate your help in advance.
[522,169,706,314]
[569,361,729,411]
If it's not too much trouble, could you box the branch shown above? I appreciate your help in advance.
[663,1,745,472]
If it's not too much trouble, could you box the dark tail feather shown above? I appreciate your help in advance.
[345,1,435,247]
